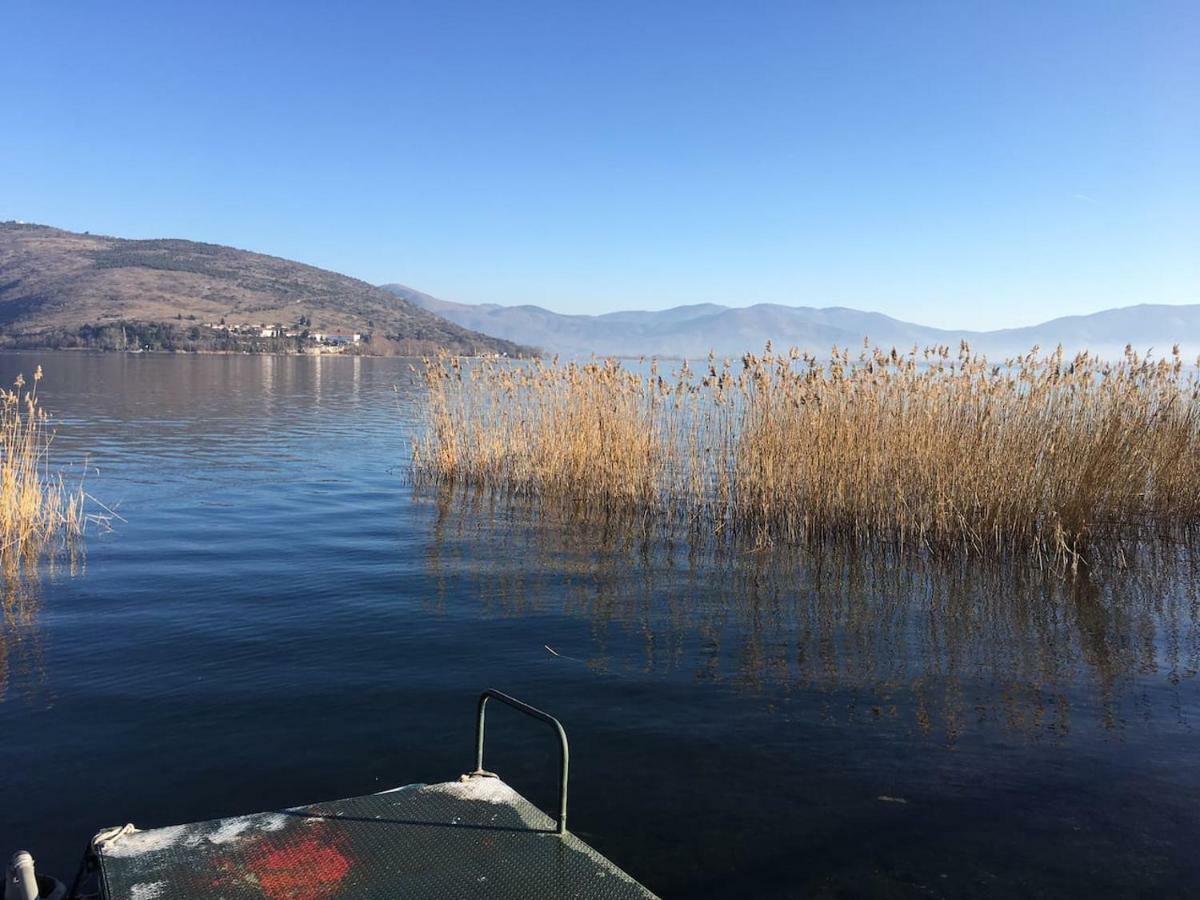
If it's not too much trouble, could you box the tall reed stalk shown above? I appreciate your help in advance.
[0,366,83,572]
[414,343,1200,569]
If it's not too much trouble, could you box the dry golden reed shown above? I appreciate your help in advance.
[414,342,1200,569]
[0,366,83,571]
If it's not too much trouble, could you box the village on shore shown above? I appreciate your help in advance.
[203,316,363,351]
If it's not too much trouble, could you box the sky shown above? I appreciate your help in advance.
[1,1,1197,330]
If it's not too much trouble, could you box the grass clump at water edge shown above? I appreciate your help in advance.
[0,366,84,572]
[413,343,1200,570]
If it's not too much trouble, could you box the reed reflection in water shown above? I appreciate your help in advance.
[421,485,1200,743]
[0,538,86,704]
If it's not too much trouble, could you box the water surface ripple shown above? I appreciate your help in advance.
[1,352,1198,897]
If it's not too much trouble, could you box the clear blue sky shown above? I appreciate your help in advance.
[2,1,1196,329]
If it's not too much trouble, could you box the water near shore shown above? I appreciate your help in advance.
[1,352,1198,897]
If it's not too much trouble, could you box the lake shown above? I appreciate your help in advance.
[1,351,1198,897]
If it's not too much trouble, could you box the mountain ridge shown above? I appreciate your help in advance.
[0,223,528,356]
[381,284,1200,360]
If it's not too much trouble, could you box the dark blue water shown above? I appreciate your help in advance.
[2,351,1199,897]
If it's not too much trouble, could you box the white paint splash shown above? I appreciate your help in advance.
[191,812,293,846]
[421,775,521,805]
[129,882,166,900]
[258,813,288,832]
[103,811,297,859]
[205,818,252,845]
[101,826,188,858]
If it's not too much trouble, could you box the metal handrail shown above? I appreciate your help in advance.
[470,689,570,835]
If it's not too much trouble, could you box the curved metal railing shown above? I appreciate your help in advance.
[470,689,570,835]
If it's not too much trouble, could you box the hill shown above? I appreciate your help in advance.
[0,223,527,356]
[381,284,1200,361]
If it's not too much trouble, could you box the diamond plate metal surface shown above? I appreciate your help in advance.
[95,777,657,899]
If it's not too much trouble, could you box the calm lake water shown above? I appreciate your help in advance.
[2,351,1199,897]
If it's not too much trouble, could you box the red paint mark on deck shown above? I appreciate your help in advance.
[245,831,351,900]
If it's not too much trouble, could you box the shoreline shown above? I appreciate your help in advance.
[0,346,523,359]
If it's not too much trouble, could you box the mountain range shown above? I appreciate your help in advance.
[382,284,1200,361]
[2,220,1194,361]
[0,223,525,356]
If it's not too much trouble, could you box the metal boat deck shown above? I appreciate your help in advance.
[93,775,653,899]
[85,691,657,899]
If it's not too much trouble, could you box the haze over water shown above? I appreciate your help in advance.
[1,352,1199,897]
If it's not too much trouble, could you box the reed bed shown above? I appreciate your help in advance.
[0,366,83,572]
[414,343,1200,569]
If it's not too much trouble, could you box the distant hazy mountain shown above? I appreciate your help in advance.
[381,284,1200,360]
[0,223,528,356]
